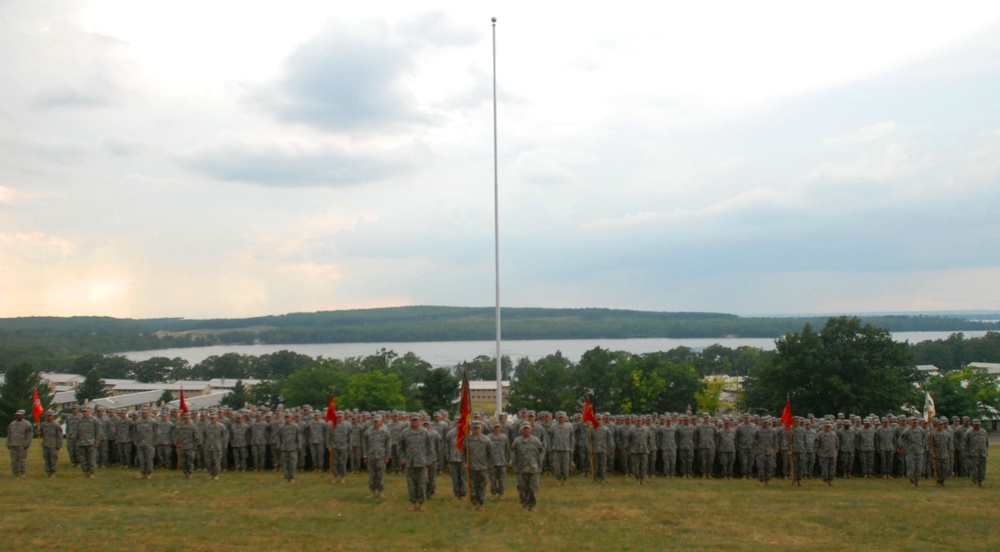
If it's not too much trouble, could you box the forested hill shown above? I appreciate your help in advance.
[1,306,998,357]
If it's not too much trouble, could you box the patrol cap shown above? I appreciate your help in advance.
[182,413,191,420]
[372,415,383,422]
[81,406,92,412]
[963,416,971,421]
[555,411,567,418]
[409,413,420,421]
[15,409,25,415]
[519,422,531,430]
[972,419,981,425]
[46,410,56,416]
[492,421,501,427]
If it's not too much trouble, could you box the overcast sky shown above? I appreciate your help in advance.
[2,1,999,319]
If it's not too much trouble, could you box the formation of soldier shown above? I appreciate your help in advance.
[7,403,991,510]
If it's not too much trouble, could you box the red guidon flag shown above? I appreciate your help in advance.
[325,394,338,427]
[582,396,598,428]
[32,388,44,425]
[455,368,471,453]
[179,390,189,414]
[780,400,793,431]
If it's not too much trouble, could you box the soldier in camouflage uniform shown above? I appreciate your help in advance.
[230,414,250,472]
[815,421,840,486]
[331,413,351,482]
[307,412,328,473]
[349,415,364,474]
[276,412,299,483]
[837,420,856,478]
[489,420,510,497]
[716,419,737,479]
[753,418,777,485]
[40,411,63,477]
[117,410,134,469]
[875,418,895,479]
[422,419,441,498]
[735,415,755,479]
[592,415,614,482]
[627,415,650,484]
[548,411,575,485]
[175,413,202,479]
[658,417,676,478]
[929,418,952,486]
[6,409,33,477]
[155,412,174,470]
[65,405,80,467]
[694,414,717,479]
[399,413,433,510]
[250,412,269,471]
[676,416,696,478]
[77,406,103,477]
[898,418,926,486]
[963,419,989,487]
[464,421,494,510]
[203,411,229,480]
[856,418,877,478]
[511,422,545,512]
[133,408,157,478]
[364,415,391,498]
[446,424,467,499]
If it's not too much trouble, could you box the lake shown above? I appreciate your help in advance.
[119,331,985,367]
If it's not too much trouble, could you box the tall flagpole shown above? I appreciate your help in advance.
[492,16,503,418]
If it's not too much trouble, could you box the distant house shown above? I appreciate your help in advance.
[466,380,511,405]
[168,391,233,411]
[109,382,213,398]
[206,378,263,391]
[916,365,941,377]
[40,373,85,392]
[84,390,164,412]
[967,362,1000,376]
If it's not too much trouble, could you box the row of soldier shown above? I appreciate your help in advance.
[8,405,990,497]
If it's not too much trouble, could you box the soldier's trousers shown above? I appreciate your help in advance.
[98,440,110,467]
[43,447,59,474]
[756,453,774,482]
[819,456,836,482]
[517,472,539,508]
[955,451,967,476]
[67,438,78,465]
[839,451,855,477]
[269,445,281,469]
[491,465,507,494]
[180,449,196,475]
[805,452,816,478]
[877,451,893,476]
[406,464,427,504]
[297,446,305,470]
[426,462,437,496]
[697,449,715,477]
[791,452,805,482]
[8,446,27,475]
[737,449,752,477]
[593,453,609,481]
[118,442,133,468]
[281,451,296,480]
[933,455,950,483]
[332,448,349,477]
[630,453,647,481]
[661,449,676,477]
[575,446,588,473]
[904,453,923,483]
[718,451,735,478]
[368,458,386,490]
[678,449,694,476]
[157,445,173,469]
[233,447,248,471]
[469,469,487,505]
[309,444,325,470]
[450,461,467,497]
[350,447,363,472]
[207,450,223,477]
[967,455,987,484]
[252,445,266,470]
[858,451,875,477]
[136,445,155,475]
[553,450,571,480]
[79,445,99,474]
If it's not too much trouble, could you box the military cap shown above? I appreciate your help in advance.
[15,409,25,415]
[182,413,191,419]
[372,415,383,422]
[81,406,92,412]
[409,412,420,421]
[519,421,531,430]
[527,410,536,416]
[963,416,971,421]
[46,410,56,416]
[492,421,501,427]
[555,411,567,418]
[972,419,981,425]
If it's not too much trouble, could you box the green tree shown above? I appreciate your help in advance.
[281,366,348,408]
[418,367,459,414]
[222,380,250,409]
[923,367,1000,419]
[459,355,513,381]
[743,317,918,416]
[574,347,624,410]
[248,379,284,409]
[507,352,577,414]
[695,379,726,415]
[157,389,174,406]
[75,369,111,405]
[341,370,405,411]
[0,363,52,436]
[134,357,188,383]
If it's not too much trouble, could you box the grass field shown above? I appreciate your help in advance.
[1,442,997,551]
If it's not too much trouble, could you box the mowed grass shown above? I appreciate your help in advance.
[1,442,997,551]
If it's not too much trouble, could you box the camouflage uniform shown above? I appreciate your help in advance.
[676,419,696,478]
[117,412,134,468]
[399,420,433,506]
[175,416,202,477]
[331,419,351,479]
[489,424,510,496]
[77,410,104,476]
[592,421,614,481]
[276,418,299,482]
[815,424,840,484]
[203,418,229,479]
[364,421,391,492]
[548,416,575,482]
[752,421,776,484]
[230,417,250,472]
[41,414,63,476]
[964,421,989,486]
[464,425,494,508]
[511,426,545,511]
[6,413,33,477]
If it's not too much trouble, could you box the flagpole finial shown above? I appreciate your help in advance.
[492,16,497,23]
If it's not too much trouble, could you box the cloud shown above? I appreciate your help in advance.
[254,21,431,131]
[397,11,479,47]
[181,135,416,187]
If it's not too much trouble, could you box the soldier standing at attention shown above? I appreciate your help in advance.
[77,406,103,478]
[856,418,876,478]
[694,414,718,479]
[899,418,926,487]
[65,405,80,467]
[734,415,755,479]
[133,408,157,479]
[875,418,895,479]
[752,418,777,485]
[175,413,201,479]
[464,421,494,510]
[363,415,391,498]
[308,412,329,474]
[676,416,696,478]
[446,424,467,500]
[929,418,952,487]
[117,410,134,469]
[203,411,228,481]
[277,412,300,483]
[548,411,575,485]
[6,409,33,478]
[230,414,250,472]
[716,419,737,479]
[331,412,351,483]
[815,421,840,486]
[155,412,174,470]
[591,415,614,483]
[511,422,545,512]
[422,419,441,498]
[963,418,989,487]
[95,406,111,468]
[489,420,510,497]
[40,410,62,478]
[399,413,433,511]
[250,412,268,471]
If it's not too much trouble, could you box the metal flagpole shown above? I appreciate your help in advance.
[492,16,503,418]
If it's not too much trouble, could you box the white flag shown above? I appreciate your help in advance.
[923,391,936,422]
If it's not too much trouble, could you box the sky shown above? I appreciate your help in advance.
[2,1,1000,319]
